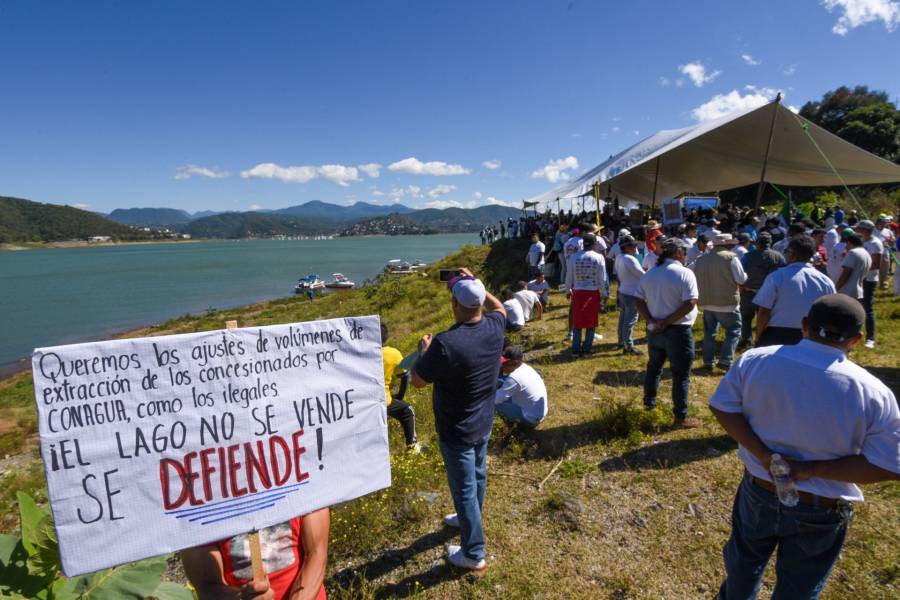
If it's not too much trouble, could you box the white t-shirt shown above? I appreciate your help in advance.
[514,289,541,321]
[733,245,748,259]
[615,253,645,296]
[563,236,583,262]
[634,258,699,326]
[709,340,899,501]
[495,363,548,424]
[565,249,608,293]
[503,299,525,327]
[880,227,896,254]
[827,241,848,283]
[752,262,836,329]
[528,241,546,267]
[824,227,840,254]
[641,252,657,272]
[839,247,871,299]
[527,279,550,302]
[863,237,884,282]
[607,242,621,261]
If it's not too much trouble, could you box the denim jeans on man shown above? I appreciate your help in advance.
[495,400,538,427]
[718,473,852,600]
[617,293,639,348]
[702,309,742,367]
[861,280,876,342]
[439,439,488,561]
[643,325,694,418]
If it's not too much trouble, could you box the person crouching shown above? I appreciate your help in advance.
[494,346,548,428]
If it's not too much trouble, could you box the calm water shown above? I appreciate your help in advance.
[0,234,476,374]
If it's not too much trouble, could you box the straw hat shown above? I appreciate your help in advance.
[646,220,661,231]
[712,233,738,246]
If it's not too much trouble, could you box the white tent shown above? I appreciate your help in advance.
[526,100,900,208]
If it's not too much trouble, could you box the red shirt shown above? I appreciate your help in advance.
[217,517,326,600]
[646,229,663,253]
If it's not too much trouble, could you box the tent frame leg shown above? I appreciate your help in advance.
[754,94,782,211]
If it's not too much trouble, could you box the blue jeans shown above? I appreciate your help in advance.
[572,328,595,353]
[439,439,489,561]
[703,309,742,367]
[643,325,694,419]
[495,400,539,427]
[617,293,639,347]
[719,474,852,600]
[861,280,876,341]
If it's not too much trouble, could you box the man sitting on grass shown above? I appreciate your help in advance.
[494,345,548,428]
[527,271,550,307]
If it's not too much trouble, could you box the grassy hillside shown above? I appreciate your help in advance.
[0,196,152,243]
[107,207,194,228]
[1,239,897,598]
[184,211,335,238]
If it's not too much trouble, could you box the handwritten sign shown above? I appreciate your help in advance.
[31,316,390,576]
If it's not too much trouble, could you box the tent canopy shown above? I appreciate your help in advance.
[527,101,900,207]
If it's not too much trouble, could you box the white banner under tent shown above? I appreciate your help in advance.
[526,100,900,209]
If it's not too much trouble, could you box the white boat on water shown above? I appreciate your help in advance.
[385,259,416,275]
[294,274,326,293]
[325,273,355,289]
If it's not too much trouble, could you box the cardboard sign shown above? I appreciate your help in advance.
[661,198,684,226]
[31,316,390,576]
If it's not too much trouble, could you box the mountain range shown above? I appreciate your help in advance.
[0,197,520,243]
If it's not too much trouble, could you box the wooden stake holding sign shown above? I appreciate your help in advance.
[225,320,267,586]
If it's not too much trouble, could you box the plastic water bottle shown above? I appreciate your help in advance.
[769,454,799,507]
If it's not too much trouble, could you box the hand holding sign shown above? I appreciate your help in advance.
[32,316,391,576]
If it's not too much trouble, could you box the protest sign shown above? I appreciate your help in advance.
[31,316,390,576]
[661,198,683,226]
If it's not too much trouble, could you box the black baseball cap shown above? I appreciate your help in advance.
[807,294,864,342]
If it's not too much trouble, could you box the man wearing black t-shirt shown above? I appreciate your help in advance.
[412,268,506,571]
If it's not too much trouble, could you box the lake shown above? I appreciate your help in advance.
[0,234,477,375]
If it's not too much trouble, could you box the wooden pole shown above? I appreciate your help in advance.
[650,157,660,214]
[225,319,266,584]
[754,94,782,211]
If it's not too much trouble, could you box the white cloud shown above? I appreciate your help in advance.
[482,159,502,170]
[611,126,621,133]
[633,130,641,136]
[357,163,382,178]
[678,61,721,87]
[389,185,423,200]
[571,132,583,138]
[691,87,780,121]
[174,165,230,180]
[248,203,264,211]
[675,78,685,87]
[821,0,900,35]
[240,162,363,186]
[387,157,471,176]
[473,191,483,199]
[427,184,457,199]
[783,64,797,76]
[530,156,579,183]
[424,199,476,210]
[741,54,762,66]
[484,196,517,207]
[240,163,318,183]
[371,189,386,197]
[73,203,90,209]
[658,76,671,87]
[317,164,361,187]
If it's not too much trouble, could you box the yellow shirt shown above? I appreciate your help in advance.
[381,346,404,406]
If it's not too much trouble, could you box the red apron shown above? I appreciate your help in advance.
[571,289,601,329]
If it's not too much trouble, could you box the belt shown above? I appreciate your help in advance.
[750,475,841,509]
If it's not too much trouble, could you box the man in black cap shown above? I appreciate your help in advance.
[709,294,899,599]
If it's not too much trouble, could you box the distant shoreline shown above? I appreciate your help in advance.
[0,239,203,251]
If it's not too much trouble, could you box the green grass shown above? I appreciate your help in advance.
[1,239,898,598]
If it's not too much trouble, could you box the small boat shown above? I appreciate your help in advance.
[385,259,416,276]
[294,274,325,293]
[325,273,355,289]
[410,259,428,271]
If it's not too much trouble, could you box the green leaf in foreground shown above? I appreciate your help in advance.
[69,554,169,600]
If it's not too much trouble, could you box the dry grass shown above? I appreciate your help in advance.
[0,239,897,598]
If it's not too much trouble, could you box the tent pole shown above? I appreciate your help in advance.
[651,157,660,214]
[754,94,782,211]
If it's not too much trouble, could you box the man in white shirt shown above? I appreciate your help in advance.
[876,216,894,290]
[527,272,550,307]
[564,233,608,356]
[634,238,700,428]
[753,235,836,347]
[614,235,645,354]
[733,233,751,259]
[692,234,748,370]
[825,228,853,284]
[854,220,882,348]
[685,234,709,266]
[494,346,548,427]
[501,287,525,332]
[822,217,840,256]
[513,281,543,322]
[834,234,871,302]
[526,232,546,279]
[709,294,899,599]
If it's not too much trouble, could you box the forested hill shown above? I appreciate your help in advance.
[0,197,151,243]
[183,212,333,238]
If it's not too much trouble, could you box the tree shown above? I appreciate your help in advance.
[800,85,900,163]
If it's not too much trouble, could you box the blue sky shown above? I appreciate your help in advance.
[1,0,898,213]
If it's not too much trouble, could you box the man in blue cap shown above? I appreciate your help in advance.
[412,268,506,571]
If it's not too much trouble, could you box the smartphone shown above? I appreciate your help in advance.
[439,268,462,282]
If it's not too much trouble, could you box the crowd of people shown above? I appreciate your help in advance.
[183,201,898,600]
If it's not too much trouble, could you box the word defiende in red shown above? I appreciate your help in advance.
[159,430,309,510]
